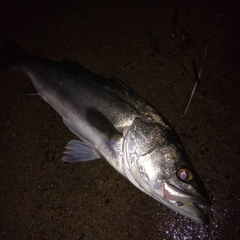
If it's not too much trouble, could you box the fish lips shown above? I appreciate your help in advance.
[162,182,211,224]
[163,182,210,205]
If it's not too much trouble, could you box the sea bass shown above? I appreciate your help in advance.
[0,40,210,224]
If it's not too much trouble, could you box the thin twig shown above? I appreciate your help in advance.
[183,40,208,116]
[198,43,208,79]
[183,81,198,116]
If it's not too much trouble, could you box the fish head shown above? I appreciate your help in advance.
[123,117,210,224]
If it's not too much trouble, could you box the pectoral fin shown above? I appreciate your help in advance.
[63,140,101,162]
[62,117,101,162]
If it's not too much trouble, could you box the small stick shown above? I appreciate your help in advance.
[198,42,208,79]
[183,41,208,116]
[183,81,198,116]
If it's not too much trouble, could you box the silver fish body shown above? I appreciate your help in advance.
[1,40,210,224]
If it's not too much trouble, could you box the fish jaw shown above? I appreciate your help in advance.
[162,182,210,205]
[161,182,210,224]
[172,201,209,224]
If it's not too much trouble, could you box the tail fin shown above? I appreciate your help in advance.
[0,40,27,70]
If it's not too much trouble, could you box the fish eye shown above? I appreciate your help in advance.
[177,168,193,182]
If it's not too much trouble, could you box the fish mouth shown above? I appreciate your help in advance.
[162,182,210,224]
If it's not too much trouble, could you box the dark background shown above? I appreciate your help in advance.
[0,0,240,239]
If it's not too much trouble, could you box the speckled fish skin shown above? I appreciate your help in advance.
[1,40,210,224]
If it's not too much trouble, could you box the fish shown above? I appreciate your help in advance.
[0,40,211,224]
